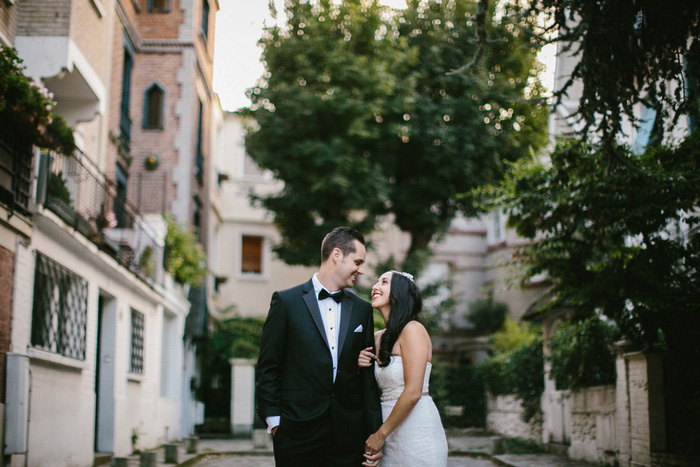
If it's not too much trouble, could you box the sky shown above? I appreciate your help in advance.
[212,0,553,112]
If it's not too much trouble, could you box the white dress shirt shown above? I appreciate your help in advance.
[266,274,343,433]
[312,273,342,382]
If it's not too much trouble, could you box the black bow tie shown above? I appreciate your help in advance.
[319,289,343,303]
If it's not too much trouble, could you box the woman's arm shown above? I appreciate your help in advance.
[364,321,431,453]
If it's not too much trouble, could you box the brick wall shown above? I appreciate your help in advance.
[127,51,182,213]
[0,245,14,403]
[137,0,183,39]
[70,0,111,80]
[16,0,71,37]
[0,3,17,46]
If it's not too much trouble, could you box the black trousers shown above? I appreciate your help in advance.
[272,411,365,467]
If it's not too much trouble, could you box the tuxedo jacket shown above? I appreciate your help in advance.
[256,279,382,445]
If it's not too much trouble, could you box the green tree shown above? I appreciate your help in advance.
[244,0,548,267]
[476,0,700,453]
[549,316,618,391]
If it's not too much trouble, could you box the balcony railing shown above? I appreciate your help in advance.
[37,149,165,286]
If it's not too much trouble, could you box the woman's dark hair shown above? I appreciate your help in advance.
[378,272,423,367]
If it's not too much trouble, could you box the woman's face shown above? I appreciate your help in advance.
[371,271,392,311]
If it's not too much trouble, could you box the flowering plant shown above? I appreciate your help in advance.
[0,46,75,154]
[95,210,118,230]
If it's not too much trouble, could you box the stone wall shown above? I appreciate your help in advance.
[485,394,542,442]
[569,385,617,465]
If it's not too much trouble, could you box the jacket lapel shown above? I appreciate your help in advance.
[302,282,330,349]
[337,293,353,358]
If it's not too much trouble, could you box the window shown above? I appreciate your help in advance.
[143,84,164,129]
[114,162,128,228]
[201,0,210,41]
[193,194,202,238]
[31,253,88,360]
[130,308,144,374]
[148,0,169,12]
[241,235,264,274]
[119,47,134,147]
[487,210,506,245]
[0,127,32,214]
[195,100,204,185]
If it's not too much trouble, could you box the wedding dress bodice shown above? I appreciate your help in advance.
[374,355,431,401]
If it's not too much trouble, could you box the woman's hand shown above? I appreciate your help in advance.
[362,448,383,466]
[358,347,376,369]
[364,431,386,458]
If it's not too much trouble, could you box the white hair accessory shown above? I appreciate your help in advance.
[392,271,414,282]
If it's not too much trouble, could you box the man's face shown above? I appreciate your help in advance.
[335,240,366,289]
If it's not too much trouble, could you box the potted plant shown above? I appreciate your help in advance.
[0,46,76,154]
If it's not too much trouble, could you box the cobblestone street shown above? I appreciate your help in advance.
[192,454,500,467]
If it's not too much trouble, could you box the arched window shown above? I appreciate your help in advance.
[143,84,164,129]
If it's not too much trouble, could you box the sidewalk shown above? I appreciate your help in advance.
[117,431,596,467]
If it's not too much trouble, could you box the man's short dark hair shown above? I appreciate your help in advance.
[321,226,365,262]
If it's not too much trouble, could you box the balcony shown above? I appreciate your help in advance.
[37,149,165,286]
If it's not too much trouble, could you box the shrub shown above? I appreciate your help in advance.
[164,213,206,285]
[430,360,486,427]
[549,316,617,390]
[466,298,508,334]
[477,318,544,422]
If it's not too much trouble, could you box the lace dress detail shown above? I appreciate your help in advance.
[374,356,448,467]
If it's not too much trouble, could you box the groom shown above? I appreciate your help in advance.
[256,226,383,466]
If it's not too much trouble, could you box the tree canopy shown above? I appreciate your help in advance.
[477,0,700,454]
[244,0,548,267]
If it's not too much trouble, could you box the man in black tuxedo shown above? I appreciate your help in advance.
[256,226,383,466]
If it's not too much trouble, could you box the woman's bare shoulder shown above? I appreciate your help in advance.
[402,320,428,336]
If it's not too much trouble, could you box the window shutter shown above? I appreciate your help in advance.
[241,236,263,273]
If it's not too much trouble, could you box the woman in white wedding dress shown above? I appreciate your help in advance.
[359,271,448,467]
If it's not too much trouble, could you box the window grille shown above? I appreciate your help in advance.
[31,252,88,360]
[130,308,144,374]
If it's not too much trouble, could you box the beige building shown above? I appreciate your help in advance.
[1,1,221,466]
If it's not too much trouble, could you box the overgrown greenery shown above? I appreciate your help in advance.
[548,316,618,391]
[477,317,543,422]
[47,171,72,206]
[473,0,700,454]
[164,214,207,285]
[0,46,75,154]
[430,359,486,428]
[196,314,266,426]
[466,298,508,334]
[244,0,548,267]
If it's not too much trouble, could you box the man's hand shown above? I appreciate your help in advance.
[358,347,376,368]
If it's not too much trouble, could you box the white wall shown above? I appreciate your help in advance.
[8,210,189,466]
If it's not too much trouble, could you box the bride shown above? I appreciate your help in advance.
[359,270,448,467]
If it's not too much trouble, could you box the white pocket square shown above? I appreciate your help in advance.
[353,324,363,333]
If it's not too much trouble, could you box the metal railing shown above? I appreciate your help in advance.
[38,149,165,286]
